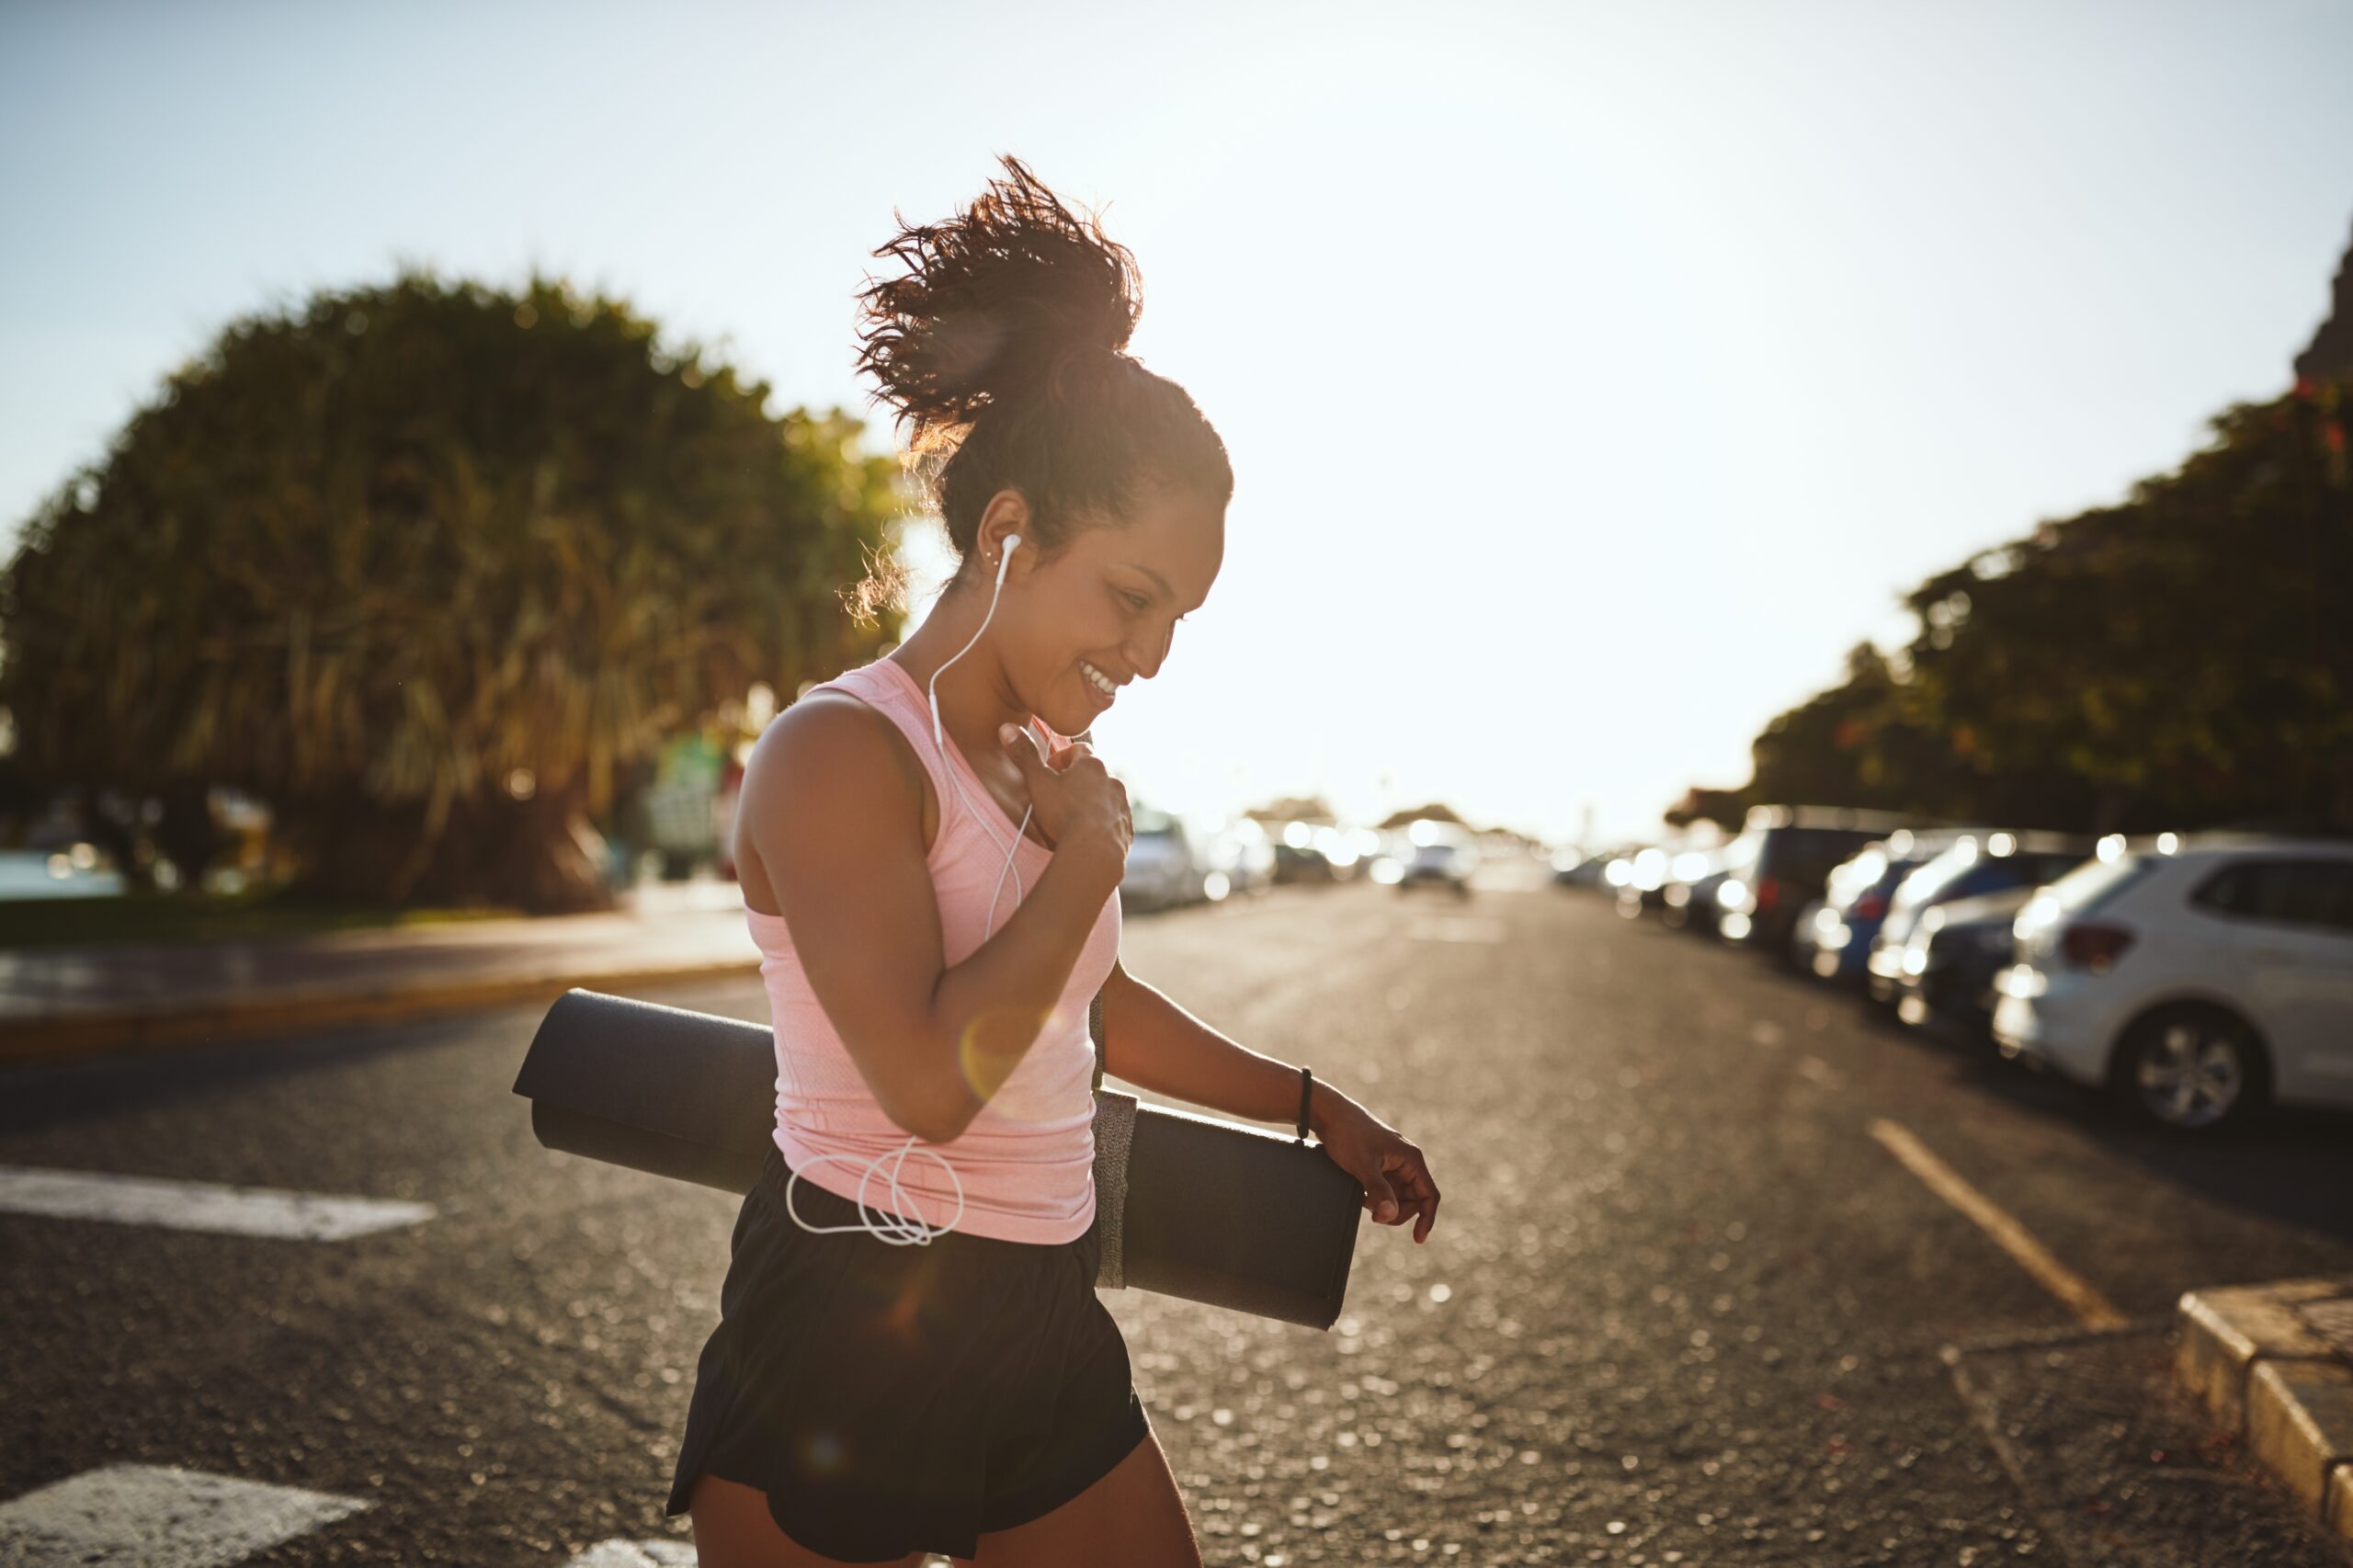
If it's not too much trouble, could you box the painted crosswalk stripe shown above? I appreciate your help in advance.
[0,1165,436,1240]
[565,1543,699,1567]
[563,1539,957,1565]
[0,1463,369,1566]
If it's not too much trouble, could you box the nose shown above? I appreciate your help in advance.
[1125,619,1174,682]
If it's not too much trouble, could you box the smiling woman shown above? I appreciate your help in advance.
[670,153,1439,1568]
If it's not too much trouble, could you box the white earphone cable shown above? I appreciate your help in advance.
[786,536,1036,1245]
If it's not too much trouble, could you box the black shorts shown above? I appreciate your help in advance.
[665,1142,1152,1562]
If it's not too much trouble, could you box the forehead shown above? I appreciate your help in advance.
[1074,488,1223,597]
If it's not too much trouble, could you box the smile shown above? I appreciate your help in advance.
[1079,659,1120,704]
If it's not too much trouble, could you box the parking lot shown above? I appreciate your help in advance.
[5,869,2350,1563]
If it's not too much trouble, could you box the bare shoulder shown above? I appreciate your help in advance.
[734,692,933,911]
[733,687,956,1141]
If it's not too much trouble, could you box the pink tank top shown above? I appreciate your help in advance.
[748,653,1120,1245]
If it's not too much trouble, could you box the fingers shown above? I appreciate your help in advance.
[1361,1169,1400,1223]
[1389,1148,1438,1243]
[999,722,1048,771]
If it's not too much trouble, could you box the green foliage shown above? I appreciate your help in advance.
[1735,379,2352,835]
[0,267,909,907]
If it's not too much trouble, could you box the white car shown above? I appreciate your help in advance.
[1991,834,2353,1131]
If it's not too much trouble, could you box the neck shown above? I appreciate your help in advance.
[890,583,1031,752]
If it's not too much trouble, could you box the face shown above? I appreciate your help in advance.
[981,483,1224,735]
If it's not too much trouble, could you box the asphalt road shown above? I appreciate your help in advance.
[5,865,2350,1565]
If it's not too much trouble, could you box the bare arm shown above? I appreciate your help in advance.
[1097,957,1444,1243]
[1095,958,1362,1137]
[745,699,1122,1144]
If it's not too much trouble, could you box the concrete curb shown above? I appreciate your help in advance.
[0,957,763,1068]
[2174,1278,2353,1548]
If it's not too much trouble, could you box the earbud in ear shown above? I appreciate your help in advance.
[995,534,1021,584]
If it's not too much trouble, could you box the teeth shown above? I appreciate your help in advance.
[1081,660,1116,696]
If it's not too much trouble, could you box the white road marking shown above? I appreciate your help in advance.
[565,1542,699,1567]
[1406,916,1506,944]
[1868,1118,2126,1330]
[0,1165,436,1240]
[564,1541,950,1567]
[0,1463,369,1566]
[1796,1055,1844,1089]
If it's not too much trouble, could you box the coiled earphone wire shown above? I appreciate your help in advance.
[784,535,1039,1245]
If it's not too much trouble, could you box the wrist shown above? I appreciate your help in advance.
[1306,1076,1360,1141]
[1075,834,1129,892]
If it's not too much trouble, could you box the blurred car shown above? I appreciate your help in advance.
[1613,844,1680,920]
[1267,820,1380,883]
[1271,840,1337,883]
[1891,884,2039,1040]
[1551,845,1622,891]
[1662,844,1739,935]
[1714,806,1917,958]
[1121,804,1212,911]
[1796,830,1969,985]
[1202,817,1276,901]
[1865,832,2096,1004]
[1994,834,2353,1131]
[1395,821,1479,895]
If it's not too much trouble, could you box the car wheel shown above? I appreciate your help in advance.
[2108,1005,2269,1132]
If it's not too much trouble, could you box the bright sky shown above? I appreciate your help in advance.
[5,1,2348,850]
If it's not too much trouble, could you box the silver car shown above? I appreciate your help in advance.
[1121,804,1211,911]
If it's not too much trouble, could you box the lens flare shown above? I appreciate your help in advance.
[954,1002,1080,1125]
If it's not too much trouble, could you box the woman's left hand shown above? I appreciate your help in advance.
[1315,1096,1441,1244]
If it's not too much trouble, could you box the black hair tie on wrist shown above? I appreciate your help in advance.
[1297,1065,1313,1144]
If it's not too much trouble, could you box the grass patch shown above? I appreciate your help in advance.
[0,887,528,949]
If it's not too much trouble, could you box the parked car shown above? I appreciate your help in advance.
[1993,834,2353,1131]
[1203,818,1276,900]
[1891,883,2040,1040]
[1396,822,1479,895]
[1613,845,1677,920]
[1714,806,1917,958]
[1552,845,1622,891]
[1121,804,1211,911]
[1795,830,1967,985]
[1865,833,2096,1004]
[1663,844,1742,935]
[1271,840,1337,883]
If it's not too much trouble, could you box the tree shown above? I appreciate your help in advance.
[1693,376,2352,835]
[0,267,907,911]
[1894,380,2351,834]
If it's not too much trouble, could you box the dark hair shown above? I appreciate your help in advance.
[840,154,1233,625]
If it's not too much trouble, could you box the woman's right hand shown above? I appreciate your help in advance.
[1000,722,1131,886]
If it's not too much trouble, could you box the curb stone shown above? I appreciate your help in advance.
[2174,1278,2353,1548]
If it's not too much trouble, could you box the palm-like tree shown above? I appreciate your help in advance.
[0,267,907,910]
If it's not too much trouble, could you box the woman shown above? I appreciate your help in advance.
[669,155,1442,1567]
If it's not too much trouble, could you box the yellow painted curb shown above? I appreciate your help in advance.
[0,959,764,1066]
[2174,1280,2353,1548]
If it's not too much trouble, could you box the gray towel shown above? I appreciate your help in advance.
[1090,1088,1137,1289]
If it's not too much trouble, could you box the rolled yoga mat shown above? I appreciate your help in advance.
[512,987,1364,1328]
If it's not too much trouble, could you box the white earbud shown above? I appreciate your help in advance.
[786,531,1039,1246]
